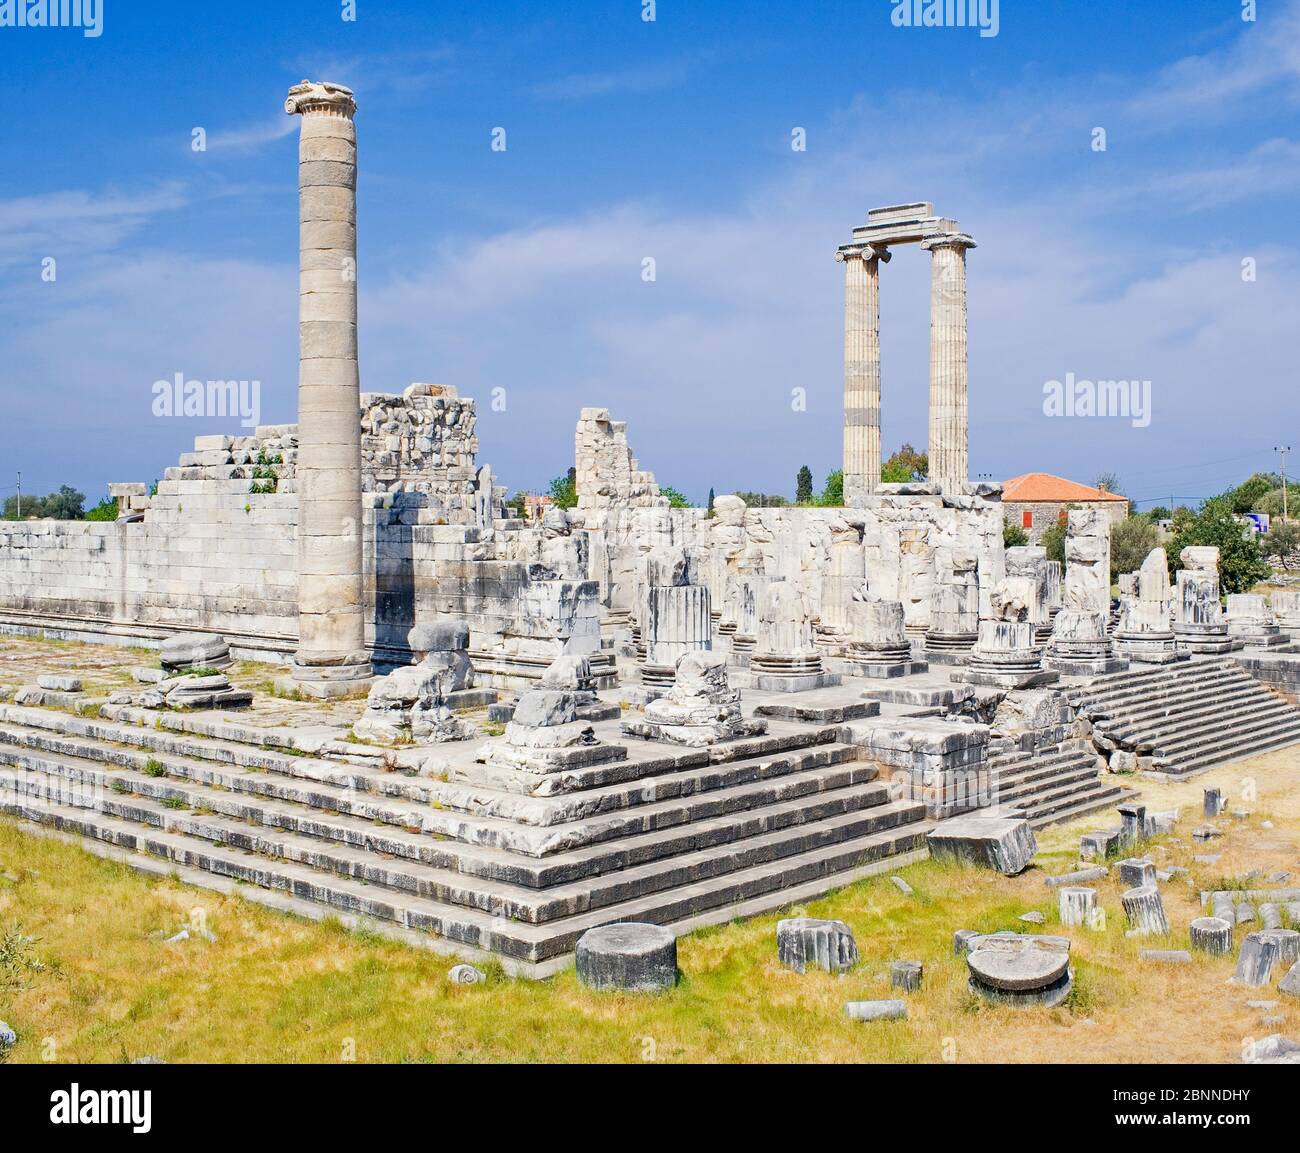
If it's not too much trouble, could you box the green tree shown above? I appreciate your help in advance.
[84,495,119,522]
[795,465,814,504]
[1256,485,1300,518]
[881,444,928,483]
[1039,507,1072,567]
[734,491,788,508]
[1146,505,1172,523]
[706,487,715,516]
[3,485,86,520]
[1110,514,1158,581]
[1230,473,1274,513]
[548,468,577,510]
[659,486,690,508]
[1169,496,1271,594]
[1003,522,1029,549]
[1263,521,1300,571]
[819,469,843,507]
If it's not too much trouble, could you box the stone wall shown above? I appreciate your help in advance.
[0,385,507,666]
[575,407,665,511]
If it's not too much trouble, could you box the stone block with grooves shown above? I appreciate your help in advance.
[576,923,678,992]
[890,960,923,993]
[1121,885,1169,935]
[1190,916,1234,956]
[1235,932,1281,987]
[777,917,859,974]
[1058,887,1096,928]
[927,815,1036,876]
[1117,858,1156,888]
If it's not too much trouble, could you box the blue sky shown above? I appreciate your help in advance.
[1,0,1297,508]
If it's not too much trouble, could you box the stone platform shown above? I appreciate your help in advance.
[0,692,930,977]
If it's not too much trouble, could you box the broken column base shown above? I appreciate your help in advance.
[1042,653,1129,676]
[740,670,842,693]
[965,933,1073,1007]
[1115,632,1188,665]
[951,666,1059,690]
[835,654,929,679]
[923,633,978,666]
[1173,627,1238,655]
[282,656,374,700]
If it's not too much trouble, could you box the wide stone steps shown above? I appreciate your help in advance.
[1076,667,1245,719]
[1151,714,1300,772]
[1,788,927,966]
[989,744,1135,829]
[0,702,934,968]
[0,703,858,830]
[1073,655,1300,775]
[1093,683,1280,742]
[1106,697,1298,755]
[3,759,921,926]
[0,728,887,862]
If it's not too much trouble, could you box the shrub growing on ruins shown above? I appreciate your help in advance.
[1168,496,1271,593]
[659,486,690,508]
[1003,522,1029,548]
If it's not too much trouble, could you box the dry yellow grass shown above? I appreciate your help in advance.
[1,746,1296,1063]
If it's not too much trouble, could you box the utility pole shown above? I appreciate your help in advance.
[15,472,19,520]
[1278,446,1291,522]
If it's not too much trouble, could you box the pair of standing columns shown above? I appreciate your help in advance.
[839,233,976,500]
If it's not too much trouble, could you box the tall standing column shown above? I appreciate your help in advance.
[284,80,371,696]
[920,233,976,492]
[837,244,888,506]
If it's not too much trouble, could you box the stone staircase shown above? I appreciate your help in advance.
[989,741,1135,829]
[1069,657,1300,776]
[0,701,929,976]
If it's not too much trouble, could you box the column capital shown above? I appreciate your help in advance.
[835,244,891,264]
[920,232,976,253]
[286,80,357,119]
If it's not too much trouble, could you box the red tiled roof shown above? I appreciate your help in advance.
[1001,473,1128,503]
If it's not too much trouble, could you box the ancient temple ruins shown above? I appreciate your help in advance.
[1,81,1298,975]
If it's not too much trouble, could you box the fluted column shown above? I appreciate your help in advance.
[920,233,975,492]
[285,80,371,696]
[837,244,888,506]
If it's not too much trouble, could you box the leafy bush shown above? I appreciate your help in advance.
[1038,508,1072,566]
[1168,496,1271,593]
[1111,514,1158,581]
[1003,522,1029,549]
[548,468,577,510]
[84,496,119,522]
[819,470,844,507]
